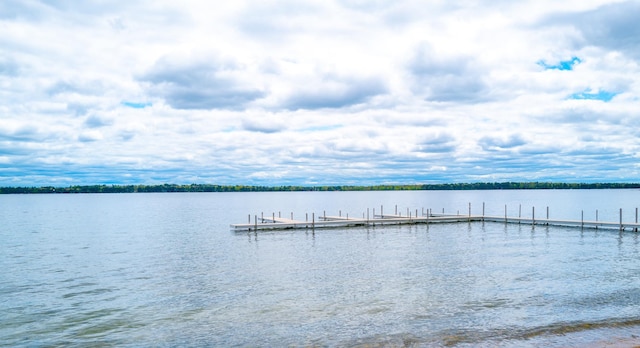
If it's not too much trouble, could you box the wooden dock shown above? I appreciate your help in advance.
[231,206,640,232]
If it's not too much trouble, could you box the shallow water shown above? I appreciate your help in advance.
[1,190,640,346]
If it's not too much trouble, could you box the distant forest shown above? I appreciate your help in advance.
[1,182,640,194]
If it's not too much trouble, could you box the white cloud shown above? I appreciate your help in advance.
[1,0,639,186]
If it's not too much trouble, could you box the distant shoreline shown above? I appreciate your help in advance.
[1,182,640,194]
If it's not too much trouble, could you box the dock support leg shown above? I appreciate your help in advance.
[620,208,623,230]
[519,204,522,224]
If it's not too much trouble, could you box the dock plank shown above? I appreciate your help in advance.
[232,212,640,232]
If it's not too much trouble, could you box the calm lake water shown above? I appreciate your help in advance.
[2,189,640,347]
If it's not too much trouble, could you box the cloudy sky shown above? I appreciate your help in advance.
[1,0,639,186]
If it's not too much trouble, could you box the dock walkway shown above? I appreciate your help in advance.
[232,207,640,232]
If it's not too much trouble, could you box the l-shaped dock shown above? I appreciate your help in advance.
[231,205,640,232]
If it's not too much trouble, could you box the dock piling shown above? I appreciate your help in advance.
[620,208,623,230]
[533,206,535,225]
[519,204,522,224]
[504,205,507,223]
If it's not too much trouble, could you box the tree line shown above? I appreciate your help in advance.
[1,182,639,194]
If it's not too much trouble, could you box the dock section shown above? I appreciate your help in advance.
[231,205,640,232]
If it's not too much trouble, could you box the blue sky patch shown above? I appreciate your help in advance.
[121,101,152,109]
[570,90,618,102]
[537,57,581,71]
[299,125,343,132]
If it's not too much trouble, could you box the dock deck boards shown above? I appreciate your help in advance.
[232,212,640,232]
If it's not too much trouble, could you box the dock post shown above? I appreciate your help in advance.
[261,212,264,222]
[279,211,281,218]
[596,209,599,229]
[395,205,397,215]
[272,212,275,222]
[504,204,507,223]
[306,213,308,222]
[291,212,293,220]
[620,208,623,230]
[312,213,315,229]
[416,209,418,220]
[482,202,485,221]
[255,215,257,231]
[381,205,384,217]
[519,204,522,224]
[339,210,342,217]
[635,208,638,232]
[248,214,251,224]
[581,210,584,228]
[468,202,471,220]
[324,210,326,220]
[367,208,370,221]
[532,206,535,225]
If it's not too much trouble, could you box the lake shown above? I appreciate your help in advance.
[2,189,640,347]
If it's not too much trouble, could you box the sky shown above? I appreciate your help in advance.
[1,0,640,186]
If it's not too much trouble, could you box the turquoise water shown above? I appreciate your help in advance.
[1,190,640,347]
